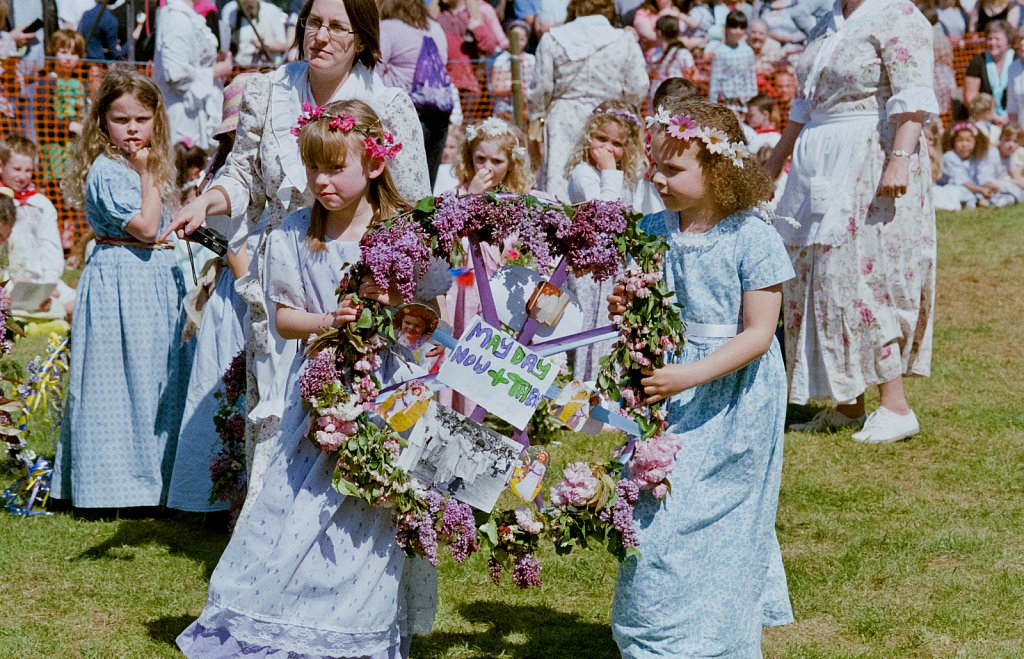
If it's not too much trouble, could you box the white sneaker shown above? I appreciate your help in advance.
[789,408,866,432]
[851,407,919,444]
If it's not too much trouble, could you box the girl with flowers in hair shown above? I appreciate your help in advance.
[444,116,533,412]
[177,99,449,658]
[607,99,793,656]
[937,122,1009,208]
[564,100,663,381]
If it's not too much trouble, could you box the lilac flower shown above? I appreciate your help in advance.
[360,218,431,303]
[299,347,339,401]
[487,556,503,585]
[222,351,246,403]
[439,498,478,563]
[512,553,542,589]
[612,479,640,548]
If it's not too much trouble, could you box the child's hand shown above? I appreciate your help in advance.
[590,143,617,171]
[126,144,150,176]
[641,363,700,404]
[607,283,627,319]
[358,274,401,306]
[329,295,363,327]
[466,167,494,194]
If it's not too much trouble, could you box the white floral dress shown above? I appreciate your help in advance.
[775,0,939,405]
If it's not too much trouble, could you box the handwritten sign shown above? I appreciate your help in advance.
[436,315,560,429]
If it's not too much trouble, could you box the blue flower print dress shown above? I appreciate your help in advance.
[612,209,795,658]
[52,154,191,508]
[178,209,447,658]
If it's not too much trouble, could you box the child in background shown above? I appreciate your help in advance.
[968,93,1000,144]
[0,192,14,271]
[994,122,1024,191]
[488,20,535,121]
[609,98,793,655]
[646,15,695,115]
[433,125,462,195]
[177,98,449,659]
[38,30,88,211]
[706,10,756,104]
[446,116,533,413]
[924,119,965,212]
[0,134,74,320]
[937,122,1008,209]
[172,139,218,289]
[564,100,663,381]
[52,69,191,510]
[746,93,781,152]
[719,97,757,143]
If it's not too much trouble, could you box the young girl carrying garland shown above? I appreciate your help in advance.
[178,99,448,658]
[608,99,794,656]
[53,69,191,509]
[564,100,663,382]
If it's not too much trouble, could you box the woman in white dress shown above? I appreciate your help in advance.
[154,0,233,149]
[168,0,430,505]
[527,0,648,200]
[766,0,938,443]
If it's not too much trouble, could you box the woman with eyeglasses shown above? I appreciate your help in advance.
[166,0,429,505]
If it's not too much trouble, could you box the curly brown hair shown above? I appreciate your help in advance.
[566,0,618,25]
[942,123,989,158]
[653,99,773,217]
[61,68,176,210]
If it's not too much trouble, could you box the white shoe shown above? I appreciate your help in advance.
[789,408,865,432]
[851,407,919,444]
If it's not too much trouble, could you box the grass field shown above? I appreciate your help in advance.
[1,207,1023,658]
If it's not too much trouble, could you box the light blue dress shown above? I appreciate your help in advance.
[52,154,191,508]
[167,260,247,512]
[612,210,795,658]
[177,209,444,658]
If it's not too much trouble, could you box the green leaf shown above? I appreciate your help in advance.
[414,196,436,213]
[356,307,374,329]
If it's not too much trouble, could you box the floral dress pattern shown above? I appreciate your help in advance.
[612,210,794,657]
[775,0,938,404]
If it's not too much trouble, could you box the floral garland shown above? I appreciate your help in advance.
[209,350,248,528]
[299,193,686,584]
[646,106,751,168]
[290,102,402,160]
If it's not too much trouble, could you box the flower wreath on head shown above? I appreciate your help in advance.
[465,117,528,162]
[593,106,642,129]
[646,106,752,168]
[951,121,978,134]
[291,102,403,160]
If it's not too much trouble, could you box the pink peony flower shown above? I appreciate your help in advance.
[550,462,599,507]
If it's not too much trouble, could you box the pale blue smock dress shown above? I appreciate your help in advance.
[52,154,191,507]
[612,210,795,658]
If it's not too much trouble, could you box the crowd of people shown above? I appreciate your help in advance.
[0,0,964,656]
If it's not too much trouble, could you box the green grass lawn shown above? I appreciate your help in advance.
[2,207,1023,658]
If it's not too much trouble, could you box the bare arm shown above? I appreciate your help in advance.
[638,286,783,403]
[878,112,925,197]
[765,119,803,179]
[123,149,164,243]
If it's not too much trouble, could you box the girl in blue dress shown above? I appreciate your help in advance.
[178,99,447,658]
[53,68,190,509]
[609,99,795,656]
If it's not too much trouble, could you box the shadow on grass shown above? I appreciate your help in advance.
[146,614,195,648]
[412,601,617,658]
[75,517,229,579]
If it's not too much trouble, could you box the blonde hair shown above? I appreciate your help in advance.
[563,100,646,190]
[454,120,534,193]
[62,68,176,209]
[297,99,409,251]
[968,93,995,121]
[653,99,773,217]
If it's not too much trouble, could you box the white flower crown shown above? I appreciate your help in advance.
[645,106,751,169]
[465,117,514,142]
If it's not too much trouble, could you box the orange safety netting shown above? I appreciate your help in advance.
[0,35,989,250]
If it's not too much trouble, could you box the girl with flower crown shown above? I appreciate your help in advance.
[177,99,449,658]
[607,99,793,656]
[443,116,534,413]
[564,100,663,382]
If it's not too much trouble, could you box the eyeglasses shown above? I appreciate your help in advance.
[299,16,356,40]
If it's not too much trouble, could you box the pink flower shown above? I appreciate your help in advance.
[860,258,874,275]
[315,430,345,451]
[667,114,698,140]
[892,46,910,63]
[550,462,599,507]
[860,307,874,325]
[650,483,668,500]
